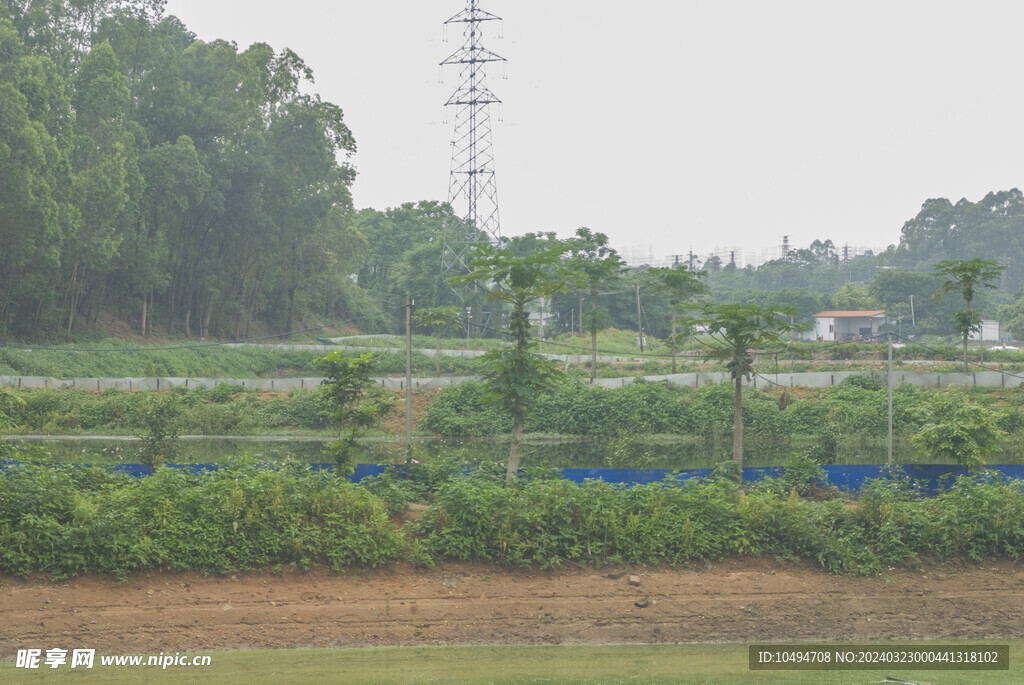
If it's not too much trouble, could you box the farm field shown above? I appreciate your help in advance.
[1,560,1022,683]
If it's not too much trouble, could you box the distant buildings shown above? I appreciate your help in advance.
[620,243,882,270]
[811,311,887,342]
[969,320,1003,343]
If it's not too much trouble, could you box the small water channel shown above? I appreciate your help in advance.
[3,434,969,468]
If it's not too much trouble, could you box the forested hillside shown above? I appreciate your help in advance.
[0,0,372,340]
[3,1,1024,345]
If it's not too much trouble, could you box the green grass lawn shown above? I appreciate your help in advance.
[2,642,1018,684]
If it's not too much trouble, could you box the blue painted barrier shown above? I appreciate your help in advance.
[558,466,786,486]
[824,464,1024,494]
[2,460,1022,493]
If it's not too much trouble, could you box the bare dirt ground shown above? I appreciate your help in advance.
[380,390,439,434]
[2,558,1022,658]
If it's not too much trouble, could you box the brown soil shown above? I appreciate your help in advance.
[380,390,439,434]
[2,559,1022,657]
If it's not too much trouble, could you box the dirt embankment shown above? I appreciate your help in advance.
[2,559,1022,657]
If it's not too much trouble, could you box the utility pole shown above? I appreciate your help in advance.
[635,283,644,353]
[405,298,414,459]
[578,295,584,364]
[538,298,545,353]
[887,332,893,467]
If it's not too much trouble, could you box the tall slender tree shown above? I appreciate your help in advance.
[933,259,1005,372]
[683,304,803,481]
[450,241,578,481]
[567,228,625,383]
[649,264,707,373]
[412,305,461,375]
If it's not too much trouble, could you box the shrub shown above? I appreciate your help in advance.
[911,390,1006,472]
[421,381,510,436]
[411,469,1024,575]
[134,395,182,466]
[0,459,406,579]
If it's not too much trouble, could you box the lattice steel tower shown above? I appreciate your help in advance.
[439,0,505,298]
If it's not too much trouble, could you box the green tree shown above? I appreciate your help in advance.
[997,285,1024,341]
[65,40,139,338]
[0,19,69,337]
[683,304,804,480]
[895,190,1024,292]
[451,241,578,481]
[567,228,625,383]
[0,5,372,340]
[911,390,1004,473]
[304,205,369,323]
[313,351,393,474]
[130,134,208,336]
[357,201,464,329]
[830,283,877,311]
[413,305,461,375]
[648,264,707,373]
[868,269,943,334]
[932,259,1006,372]
[134,393,181,467]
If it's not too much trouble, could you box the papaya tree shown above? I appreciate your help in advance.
[932,258,1005,373]
[682,304,804,481]
[450,241,579,481]
[566,228,625,383]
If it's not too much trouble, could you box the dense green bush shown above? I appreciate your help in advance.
[421,375,1023,466]
[411,469,1024,574]
[2,386,345,434]
[419,381,511,436]
[0,459,406,579]
[359,450,517,514]
[3,456,1023,579]
[423,376,929,442]
[7,373,1024,467]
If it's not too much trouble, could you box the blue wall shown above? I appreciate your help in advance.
[5,461,1022,494]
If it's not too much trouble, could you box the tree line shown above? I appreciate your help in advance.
[4,1,1024,345]
[1,1,367,340]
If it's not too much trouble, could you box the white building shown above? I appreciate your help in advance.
[812,310,887,342]
[969,320,1002,342]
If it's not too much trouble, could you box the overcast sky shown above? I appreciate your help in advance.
[163,1,1024,265]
